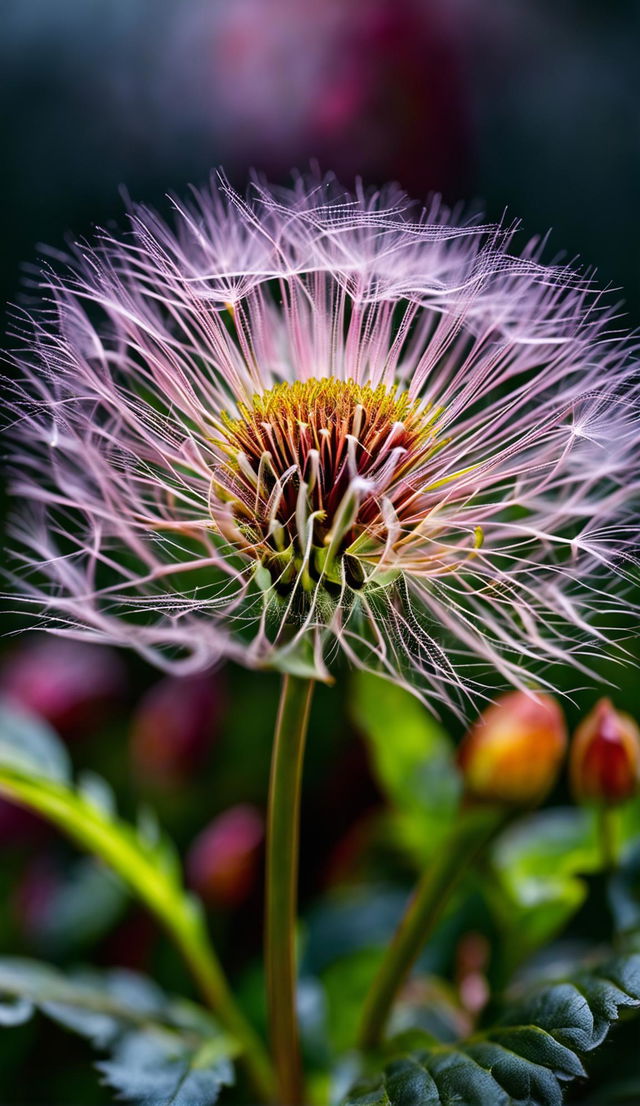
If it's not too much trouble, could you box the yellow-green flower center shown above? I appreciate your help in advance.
[212,377,444,594]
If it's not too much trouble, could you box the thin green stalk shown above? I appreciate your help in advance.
[358,807,505,1052]
[168,926,275,1101]
[265,675,315,1106]
[598,805,619,871]
[0,772,275,1103]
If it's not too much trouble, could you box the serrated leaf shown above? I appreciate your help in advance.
[98,1030,234,1106]
[0,958,235,1106]
[344,955,640,1106]
[0,703,71,784]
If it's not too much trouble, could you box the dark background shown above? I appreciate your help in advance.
[0,1,639,1102]
[2,0,639,317]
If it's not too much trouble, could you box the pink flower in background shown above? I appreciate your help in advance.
[0,636,125,739]
[187,804,264,908]
[6,174,639,710]
[131,672,225,787]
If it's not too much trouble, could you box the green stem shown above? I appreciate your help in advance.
[598,805,619,871]
[0,773,275,1103]
[265,675,315,1106]
[358,807,505,1051]
[170,928,275,1101]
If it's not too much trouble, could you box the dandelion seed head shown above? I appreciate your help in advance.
[4,172,639,710]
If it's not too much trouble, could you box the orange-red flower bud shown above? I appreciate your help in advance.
[458,691,567,804]
[570,698,640,806]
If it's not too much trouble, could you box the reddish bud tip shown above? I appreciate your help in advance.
[458,691,567,805]
[570,698,640,806]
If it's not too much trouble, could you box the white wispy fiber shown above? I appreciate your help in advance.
[4,173,639,711]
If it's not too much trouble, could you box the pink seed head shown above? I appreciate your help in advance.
[5,173,640,712]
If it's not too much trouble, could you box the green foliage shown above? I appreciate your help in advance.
[350,673,460,861]
[610,840,640,949]
[0,704,212,983]
[27,857,127,957]
[300,875,493,1061]
[3,693,640,1105]
[321,948,386,1057]
[303,889,407,976]
[343,955,640,1106]
[619,796,640,858]
[0,704,71,783]
[0,958,235,1105]
[488,809,601,972]
[300,889,406,1058]
[0,701,275,1104]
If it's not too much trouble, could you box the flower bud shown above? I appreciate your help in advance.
[570,698,640,806]
[187,805,264,909]
[458,691,567,804]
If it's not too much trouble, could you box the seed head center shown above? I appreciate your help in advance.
[213,377,438,592]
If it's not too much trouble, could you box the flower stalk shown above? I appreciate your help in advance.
[597,805,619,871]
[357,807,505,1051]
[266,675,315,1105]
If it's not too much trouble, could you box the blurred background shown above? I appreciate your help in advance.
[1,1,639,1101]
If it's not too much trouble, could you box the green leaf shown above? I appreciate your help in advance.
[350,672,460,861]
[28,857,126,956]
[489,808,601,969]
[0,721,206,952]
[0,703,71,783]
[0,704,275,1101]
[619,795,640,846]
[343,955,640,1106]
[302,888,407,976]
[609,840,640,949]
[320,948,387,1057]
[0,958,235,1106]
[0,996,33,1027]
[98,1031,234,1106]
